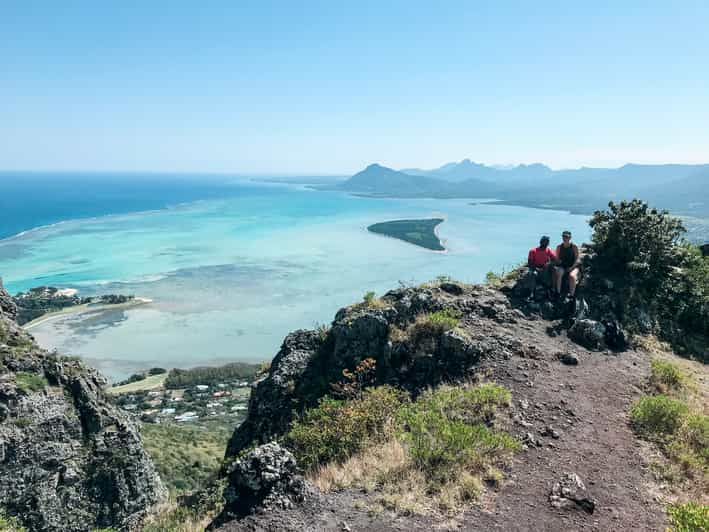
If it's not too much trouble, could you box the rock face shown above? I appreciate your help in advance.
[0,283,165,531]
[221,443,307,519]
[226,283,527,460]
[0,278,17,321]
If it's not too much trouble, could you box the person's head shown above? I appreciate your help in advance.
[539,235,550,248]
[561,230,572,244]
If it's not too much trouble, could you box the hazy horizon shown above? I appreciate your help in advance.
[2,158,709,178]
[2,1,708,174]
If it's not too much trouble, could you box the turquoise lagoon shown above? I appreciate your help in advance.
[0,183,590,380]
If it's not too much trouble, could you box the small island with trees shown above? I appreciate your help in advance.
[367,218,445,251]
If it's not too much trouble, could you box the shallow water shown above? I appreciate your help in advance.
[0,183,590,381]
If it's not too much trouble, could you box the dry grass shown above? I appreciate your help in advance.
[141,501,213,532]
[310,437,411,493]
[308,437,502,517]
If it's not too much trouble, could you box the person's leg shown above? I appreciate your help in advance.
[554,266,564,294]
[568,268,579,296]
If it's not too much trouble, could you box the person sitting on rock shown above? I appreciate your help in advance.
[553,230,580,298]
[526,235,556,297]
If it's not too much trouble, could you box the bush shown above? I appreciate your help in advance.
[410,309,462,342]
[650,359,685,393]
[397,384,518,483]
[0,509,26,532]
[678,414,709,464]
[485,266,522,288]
[667,502,709,532]
[589,200,685,289]
[630,395,689,438]
[15,372,48,393]
[587,200,709,356]
[284,386,408,470]
[363,291,376,306]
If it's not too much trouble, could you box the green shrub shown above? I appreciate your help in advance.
[284,386,408,470]
[13,417,32,429]
[630,395,689,438]
[0,509,26,532]
[15,372,48,393]
[427,309,462,329]
[397,385,518,483]
[650,359,685,392]
[667,502,709,532]
[588,200,709,357]
[679,414,709,463]
[485,266,522,288]
[363,291,376,305]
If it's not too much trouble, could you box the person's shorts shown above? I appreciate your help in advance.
[555,266,578,277]
[528,265,553,287]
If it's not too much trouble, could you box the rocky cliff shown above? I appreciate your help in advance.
[216,280,674,531]
[0,282,165,531]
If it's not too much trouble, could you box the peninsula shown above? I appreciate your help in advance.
[367,218,445,251]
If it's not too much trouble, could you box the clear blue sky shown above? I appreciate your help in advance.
[1,1,708,174]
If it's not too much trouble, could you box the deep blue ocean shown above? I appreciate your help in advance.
[0,172,260,239]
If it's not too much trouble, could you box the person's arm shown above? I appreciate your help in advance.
[527,249,534,269]
[553,246,561,265]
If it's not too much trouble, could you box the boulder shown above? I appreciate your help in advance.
[603,320,627,351]
[568,319,606,350]
[549,472,596,514]
[439,281,464,296]
[700,243,709,257]
[222,443,307,517]
[559,352,579,365]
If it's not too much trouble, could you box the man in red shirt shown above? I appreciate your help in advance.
[526,235,556,297]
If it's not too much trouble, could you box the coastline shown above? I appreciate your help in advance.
[23,297,153,331]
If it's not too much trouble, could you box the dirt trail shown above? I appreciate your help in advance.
[219,302,670,531]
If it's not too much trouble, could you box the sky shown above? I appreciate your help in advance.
[1,1,708,174]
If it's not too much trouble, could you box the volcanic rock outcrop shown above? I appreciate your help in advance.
[225,283,525,458]
[0,282,165,531]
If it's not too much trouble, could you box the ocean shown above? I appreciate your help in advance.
[0,172,591,381]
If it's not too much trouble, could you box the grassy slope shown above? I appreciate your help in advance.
[108,373,168,394]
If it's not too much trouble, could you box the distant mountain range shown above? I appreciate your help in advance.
[321,160,709,217]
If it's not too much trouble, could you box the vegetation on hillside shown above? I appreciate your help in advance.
[667,501,709,532]
[141,421,233,494]
[0,509,26,532]
[284,370,518,515]
[14,372,48,393]
[586,200,709,360]
[164,362,261,389]
[630,358,708,498]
